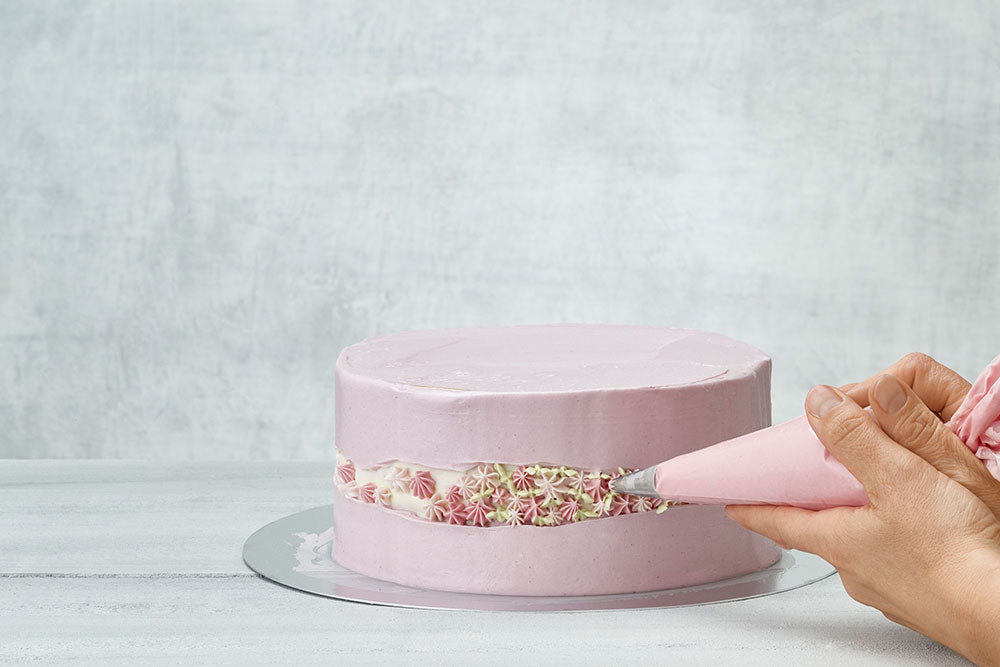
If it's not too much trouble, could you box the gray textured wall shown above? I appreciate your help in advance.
[3,1,999,459]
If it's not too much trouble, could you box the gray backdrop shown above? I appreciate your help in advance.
[3,1,999,459]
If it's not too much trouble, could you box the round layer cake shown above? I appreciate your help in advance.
[333,325,780,596]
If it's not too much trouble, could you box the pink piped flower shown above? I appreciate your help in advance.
[583,475,607,503]
[629,495,653,513]
[566,471,588,493]
[336,462,355,484]
[424,494,449,522]
[504,501,525,527]
[446,485,464,505]
[492,486,511,507]
[359,483,378,504]
[443,502,467,525]
[465,500,492,527]
[589,497,608,517]
[521,495,543,523]
[535,469,565,501]
[510,466,533,492]
[455,474,479,499]
[339,480,360,500]
[559,497,582,523]
[384,466,410,493]
[409,470,436,499]
[374,486,393,508]
[470,463,501,491]
[650,498,663,510]
[609,494,631,516]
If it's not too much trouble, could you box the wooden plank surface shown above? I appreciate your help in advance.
[0,461,962,664]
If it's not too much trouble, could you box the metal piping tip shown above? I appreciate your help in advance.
[610,465,660,498]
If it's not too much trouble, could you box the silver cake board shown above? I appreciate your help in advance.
[242,504,836,612]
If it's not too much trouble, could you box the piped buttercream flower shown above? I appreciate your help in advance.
[583,474,607,503]
[443,502,467,525]
[491,486,511,507]
[445,485,464,505]
[339,480,360,500]
[374,486,393,508]
[558,497,582,523]
[470,463,501,491]
[510,466,533,492]
[534,469,565,501]
[455,474,479,499]
[424,494,449,522]
[504,502,524,526]
[335,462,355,484]
[409,470,436,499]
[486,504,508,524]
[609,494,631,516]
[588,496,607,517]
[629,495,653,513]
[565,469,587,493]
[384,466,410,493]
[359,483,378,504]
[521,494,544,523]
[465,500,492,527]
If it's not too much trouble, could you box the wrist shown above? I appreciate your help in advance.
[947,547,1000,665]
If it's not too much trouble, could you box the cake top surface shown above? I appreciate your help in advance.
[337,325,768,393]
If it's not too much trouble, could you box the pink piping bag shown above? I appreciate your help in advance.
[613,355,1000,510]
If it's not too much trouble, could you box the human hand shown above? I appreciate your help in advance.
[726,353,1000,664]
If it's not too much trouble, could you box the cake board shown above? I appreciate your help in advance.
[243,504,836,612]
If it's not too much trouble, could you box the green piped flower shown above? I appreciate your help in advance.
[469,488,493,503]
[540,495,563,510]
[656,502,671,514]
[494,463,510,482]
[487,505,509,522]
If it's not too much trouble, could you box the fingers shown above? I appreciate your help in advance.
[725,505,836,555]
[868,373,1000,515]
[844,352,971,422]
[805,385,926,498]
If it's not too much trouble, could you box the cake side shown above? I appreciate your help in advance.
[336,325,771,470]
[334,496,779,596]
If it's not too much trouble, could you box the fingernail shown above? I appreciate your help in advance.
[873,374,907,415]
[806,385,842,418]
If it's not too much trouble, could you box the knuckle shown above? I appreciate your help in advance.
[900,351,933,371]
[896,411,940,447]
[827,410,869,444]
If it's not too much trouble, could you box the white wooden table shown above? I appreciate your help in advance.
[0,461,964,665]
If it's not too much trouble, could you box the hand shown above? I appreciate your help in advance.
[726,353,1000,664]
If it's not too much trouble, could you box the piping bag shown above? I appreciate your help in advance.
[612,355,1000,510]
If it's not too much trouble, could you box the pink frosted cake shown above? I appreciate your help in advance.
[333,325,780,596]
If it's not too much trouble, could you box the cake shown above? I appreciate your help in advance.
[332,325,781,596]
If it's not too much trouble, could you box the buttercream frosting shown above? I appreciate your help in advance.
[335,452,670,527]
[333,325,780,595]
[335,325,772,470]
